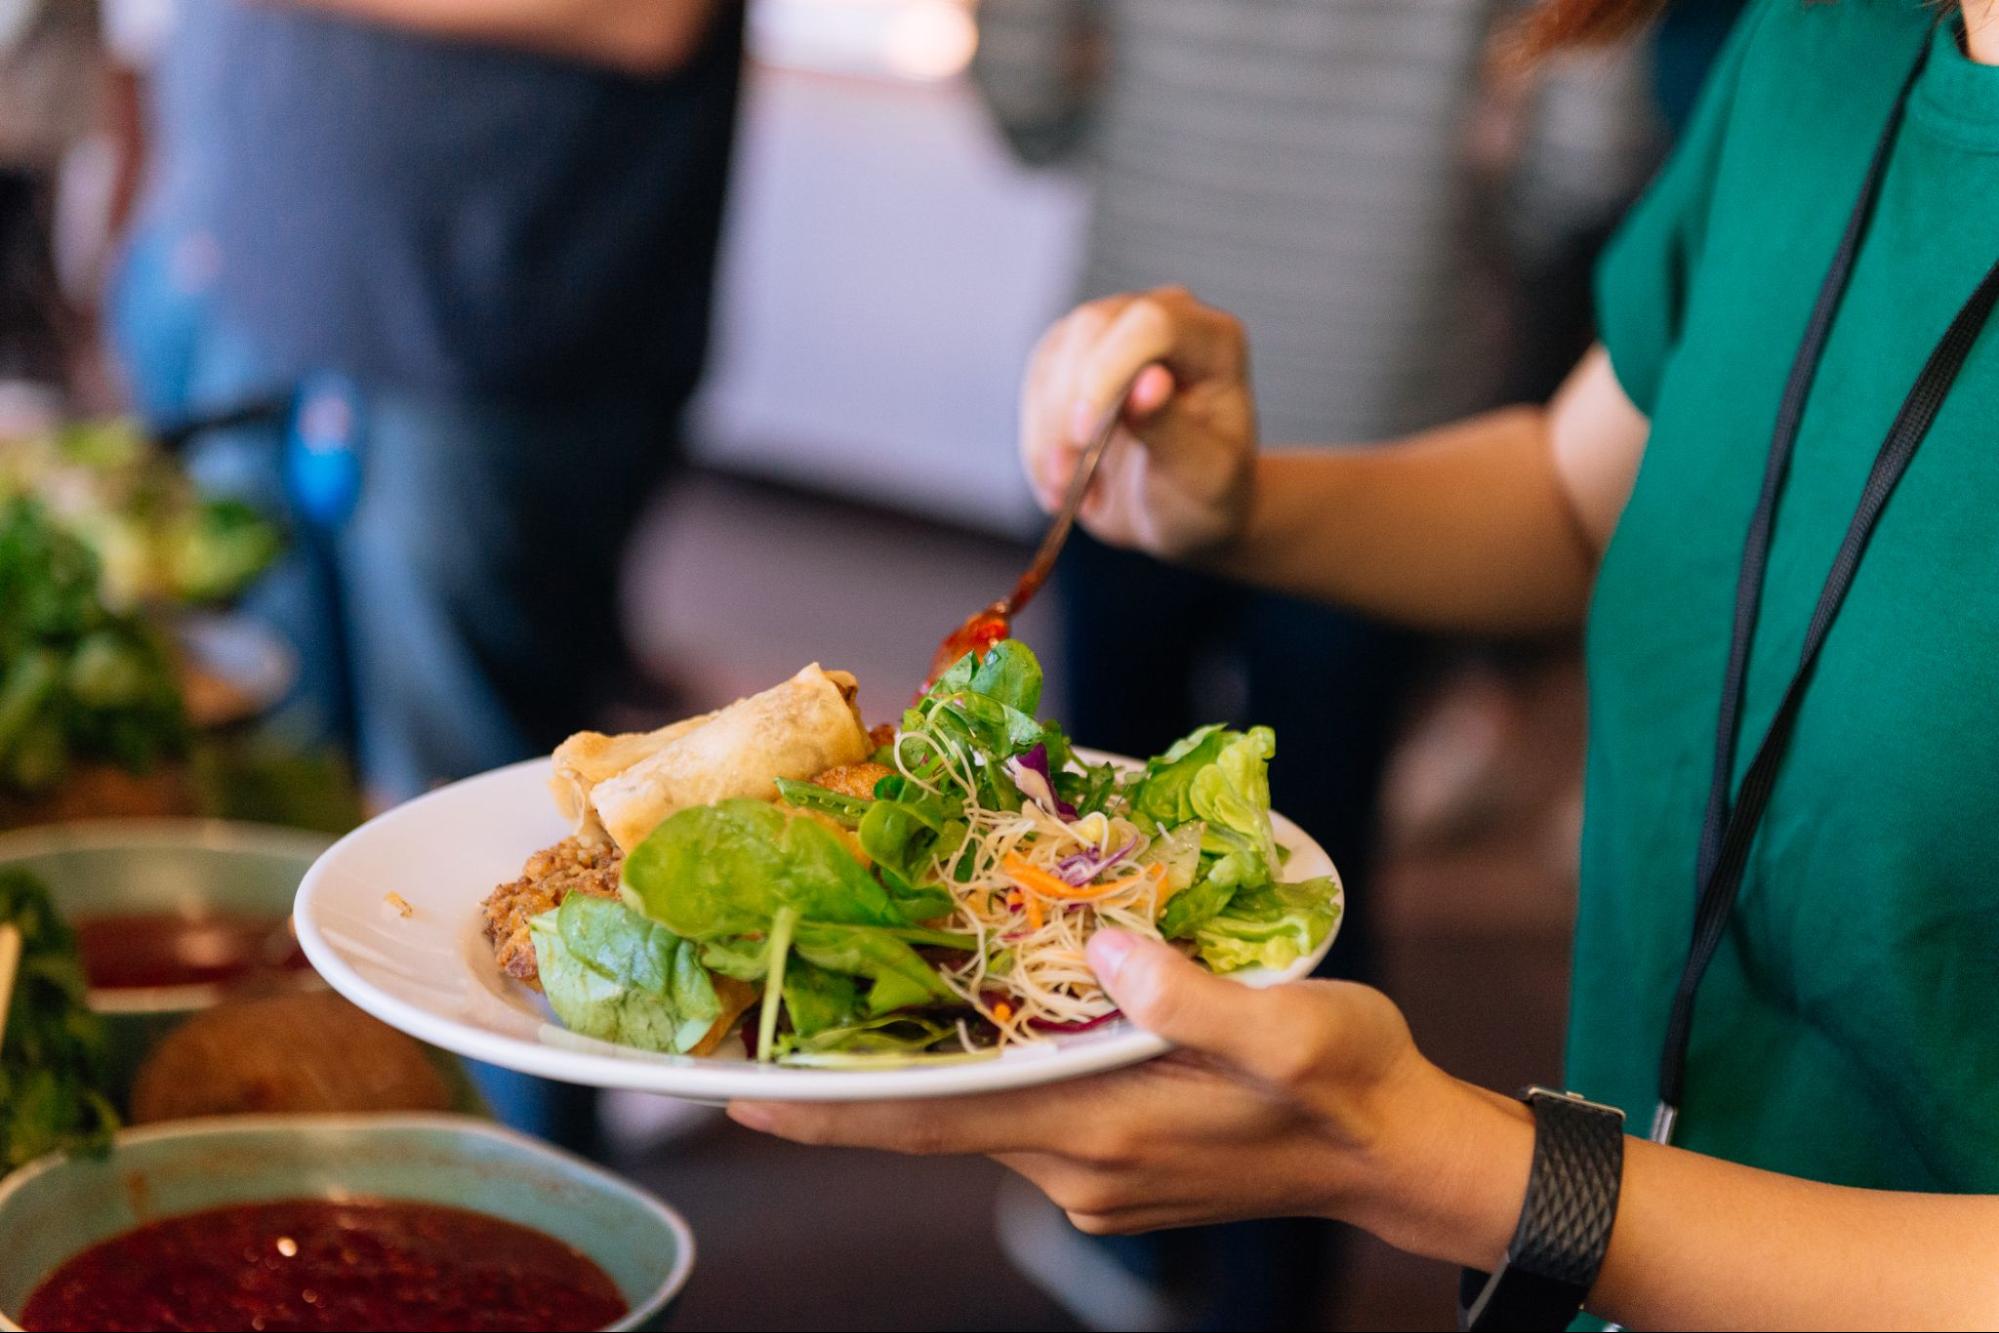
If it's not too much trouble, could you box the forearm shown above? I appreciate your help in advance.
[1594,1142,1999,1329]
[1348,1071,1999,1330]
[1210,406,1600,634]
[270,0,721,74]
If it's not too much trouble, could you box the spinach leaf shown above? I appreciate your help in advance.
[858,785,965,916]
[781,1012,963,1058]
[926,639,1043,715]
[699,934,771,983]
[792,923,960,1016]
[700,922,971,1016]
[622,799,908,939]
[529,894,722,1055]
[780,961,862,1038]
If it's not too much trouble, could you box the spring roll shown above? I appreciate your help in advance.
[551,664,871,853]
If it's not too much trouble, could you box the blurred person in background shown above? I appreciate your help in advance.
[103,0,746,1147]
[0,0,104,429]
[970,3,1657,1327]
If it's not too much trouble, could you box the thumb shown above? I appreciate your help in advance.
[1088,930,1280,1064]
[1126,364,1176,419]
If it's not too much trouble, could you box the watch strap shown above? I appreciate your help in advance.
[1459,1089,1625,1331]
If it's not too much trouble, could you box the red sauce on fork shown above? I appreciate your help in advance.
[18,1199,629,1332]
[924,602,1012,693]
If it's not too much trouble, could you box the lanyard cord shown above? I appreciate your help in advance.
[1653,35,1999,1145]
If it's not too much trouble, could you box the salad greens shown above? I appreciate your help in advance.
[530,893,724,1054]
[1133,723,1285,939]
[0,869,120,1169]
[0,499,188,795]
[0,419,281,608]
[528,639,1340,1064]
[1192,878,1342,974]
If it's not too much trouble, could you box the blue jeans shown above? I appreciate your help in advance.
[111,222,681,1147]
[113,223,680,795]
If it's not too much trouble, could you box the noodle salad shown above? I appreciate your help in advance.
[534,640,1340,1067]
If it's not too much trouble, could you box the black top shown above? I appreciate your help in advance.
[155,0,743,403]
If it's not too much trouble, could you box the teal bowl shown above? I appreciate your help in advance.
[0,819,331,1097]
[0,1114,695,1332]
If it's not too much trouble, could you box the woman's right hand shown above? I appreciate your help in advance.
[1020,286,1259,560]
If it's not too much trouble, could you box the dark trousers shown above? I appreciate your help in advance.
[0,167,65,386]
[1058,533,1413,1329]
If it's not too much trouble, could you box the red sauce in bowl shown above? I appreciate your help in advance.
[18,1199,630,1332]
[72,912,310,992]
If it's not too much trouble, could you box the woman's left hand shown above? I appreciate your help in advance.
[728,931,1531,1254]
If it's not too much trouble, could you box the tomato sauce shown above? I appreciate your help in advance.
[18,1199,629,1332]
[925,602,1012,693]
[72,912,310,991]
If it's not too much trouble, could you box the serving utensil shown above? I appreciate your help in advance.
[925,372,1145,688]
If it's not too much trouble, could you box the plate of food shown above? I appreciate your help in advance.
[294,641,1342,1101]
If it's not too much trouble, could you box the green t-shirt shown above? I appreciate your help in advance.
[1578,0,1999,1191]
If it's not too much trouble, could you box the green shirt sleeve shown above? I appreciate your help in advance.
[1593,1,1766,416]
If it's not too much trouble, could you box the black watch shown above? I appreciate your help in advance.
[1458,1087,1625,1332]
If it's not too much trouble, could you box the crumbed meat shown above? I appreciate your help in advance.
[810,761,896,800]
[481,835,623,990]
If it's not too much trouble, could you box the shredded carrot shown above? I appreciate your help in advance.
[1002,854,1164,902]
[992,1001,1014,1023]
[1004,885,1043,930]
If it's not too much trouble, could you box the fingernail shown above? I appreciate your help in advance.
[728,1103,775,1133]
[1069,399,1097,443]
[1087,929,1138,985]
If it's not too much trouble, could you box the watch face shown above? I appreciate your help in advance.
[1525,1087,1627,1123]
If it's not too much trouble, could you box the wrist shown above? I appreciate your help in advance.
[1189,450,1275,570]
[1335,1064,1536,1271]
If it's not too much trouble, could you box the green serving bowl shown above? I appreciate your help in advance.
[0,1114,695,1332]
[0,818,331,1097]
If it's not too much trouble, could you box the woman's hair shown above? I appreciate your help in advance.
[1510,0,1667,58]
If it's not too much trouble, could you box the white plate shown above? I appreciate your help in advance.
[295,752,1341,1102]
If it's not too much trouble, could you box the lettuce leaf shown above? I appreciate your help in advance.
[622,798,909,938]
[1192,878,1341,973]
[1130,725,1279,869]
[1131,725,1282,936]
[1158,874,1234,940]
[529,894,722,1054]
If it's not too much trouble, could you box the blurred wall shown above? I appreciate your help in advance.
[690,61,1089,537]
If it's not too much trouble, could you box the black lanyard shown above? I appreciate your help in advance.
[1652,34,1999,1146]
